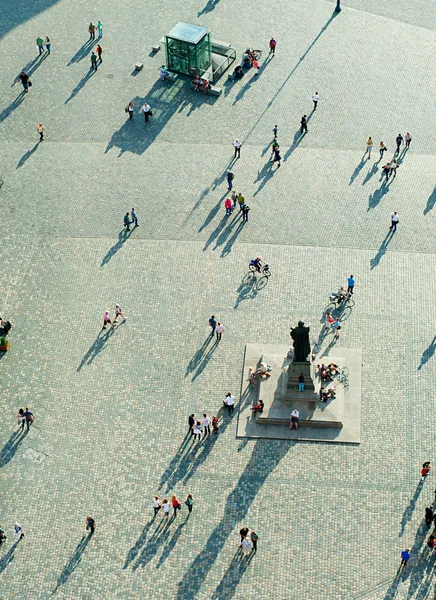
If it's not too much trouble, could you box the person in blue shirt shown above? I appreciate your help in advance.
[401,548,410,566]
[347,275,355,295]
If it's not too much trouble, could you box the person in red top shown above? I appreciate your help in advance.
[172,495,181,517]
[421,462,431,482]
[96,45,103,63]
[224,198,233,216]
[269,38,277,56]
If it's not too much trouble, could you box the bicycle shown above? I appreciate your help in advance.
[249,262,271,277]
[337,367,349,390]
[250,49,262,60]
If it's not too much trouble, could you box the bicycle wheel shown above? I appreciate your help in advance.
[325,302,337,314]
[242,271,256,285]
[341,366,350,377]
[256,276,268,290]
[346,297,355,308]
[253,49,262,59]
[262,267,271,277]
[249,264,256,272]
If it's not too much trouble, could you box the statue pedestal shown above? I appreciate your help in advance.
[286,361,315,392]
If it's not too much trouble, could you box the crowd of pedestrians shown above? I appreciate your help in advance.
[152,494,194,519]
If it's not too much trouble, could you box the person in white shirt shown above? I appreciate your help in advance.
[233,139,241,159]
[215,322,224,341]
[192,420,203,442]
[152,496,161,517]
[241,537,252,554]
[202,414,211,436]
[141,102,151,123]
[312,91,319,110]
[224,393,235,414]
[405,132,412,149]
[162,499,170,518]
[390,211,399,232]
[290,409,300,430]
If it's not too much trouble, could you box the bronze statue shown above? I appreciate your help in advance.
[290,321,310,362]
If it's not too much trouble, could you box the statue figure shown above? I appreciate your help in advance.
[290,321,310,362]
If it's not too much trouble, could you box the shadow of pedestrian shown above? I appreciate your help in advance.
[16,143,40,169]
[67,39,97,66]
[0,541,19,575]
[77,326,116,371]
[191,340,219,381]
[0,92,26,124]
[197,194,228,234]
[133,520,172,570]
[123,521,154,569]
[283,129,306,162]
[212,211,242,251]
[370,230,394,269]
[349,155,367,185]
[0,431,26,468]
[418,336,436,371]
[27,52,49,77]
[399,482,424,536]
[220,219,245,257]
[234,274,258,309]
[101,229,132,266]
[203,215,228,251]
[253,159,275,196]
[367,181,389,210]
[424,187,436,215]
[11,56,40,86]
[156,522,186,569]
[65,68,97,104]
[362,161,380,186]
[52,534,91,593]
[232,71,259,105]
[176,439,293,599]
[211,550,255,599]
[185,335,214,378]
[197,0,220,16]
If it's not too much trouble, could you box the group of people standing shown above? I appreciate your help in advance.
[152,494,194,518]
[189,413,220,440]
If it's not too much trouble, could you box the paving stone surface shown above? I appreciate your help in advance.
[0,0,435,598]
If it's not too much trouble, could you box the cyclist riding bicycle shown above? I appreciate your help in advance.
[250,257,263,273]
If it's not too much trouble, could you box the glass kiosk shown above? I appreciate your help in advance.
[164,22,212,78]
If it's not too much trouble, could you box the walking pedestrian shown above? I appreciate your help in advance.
[209,315,217,335]
[231,191,238,208]
[237,193,245,212]
[224,392,235,414]
[162,499,170,518]
[290,408,299,430]
[425,506,434,527]
[96,45,103,63]
[272,148,281,168]
[365,137,373,158]
[379,141,387,159]
[347,274,355,294]
[271,138,279,157]
[252,58,259,75]
[382,163,390,182]
[298,374,304,392]
[185,494,194,515]
[300,114,308,134]
[405,132,412,149]
[90,51,98,71]
[171,495,181,517]
[103,311,112,329]
[23,407,34,432]
[250,530,259,553]
[123,212,131,231]
[312,91,319,110]
[17,408,25,432]
[233,139,242,158]
[126,101,134,120]
[400,548,410,566]
[333,319,341,339]
[269,38,277,55]
[273,124,278,138]
[85,515,96,534]
[216,322,223,341]
[14,523,24,541]
[131,208,138,227]
[152,496,161,517]
[19,71,30,93]
[389,158,398,179]
[427,534,436,550]
[37,123,44,142]
[113,304,126,322]
[188,414,195,435]
[97,21,103,38]
[36,36,44,55]
[224,198,233,216]
[192,420,202,442]
[202,414,211,436]
[242,204,250,222]
[226,170,234,190]
[212,415,219,434]
[421,461,431,481]
[141,102,152,123]
[241,537,253,554]
[390,211,399,232]
[324,312,334,331]
[45,36,51,54]
[89,22,96,40]
[239,527,249,543]
[395,133,403,154]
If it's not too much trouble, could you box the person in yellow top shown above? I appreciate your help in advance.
[365,137,373,158]
[37,123,44,142]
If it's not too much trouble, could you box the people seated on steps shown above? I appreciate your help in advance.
[248,362,272,387]
[251,400,264,414]
[320,386,336,402]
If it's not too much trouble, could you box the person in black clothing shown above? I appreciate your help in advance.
[23,407,34,432]
[239,527,249,544]
[395,134,403,154]
[242,204,250,222]
[86,516,96,534]
[209,315,216,335]
[19,71,30,93]
[425,506,434,527]
[300,115,307,134]
[188,414,195,435]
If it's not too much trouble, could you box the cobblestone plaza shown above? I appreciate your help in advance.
[0,0,435,598]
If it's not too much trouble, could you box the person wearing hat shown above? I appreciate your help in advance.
[113,304,126,323]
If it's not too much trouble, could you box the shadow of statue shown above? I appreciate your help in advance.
[123,521,154,569]
[52,534,92,593]
[176,439,293,599]
[0,431,27,468]
[418,336,436,371]
[424,187,436,215]
[368,181,389,211]
[67,39,97,66]
[65,68,97,104]
[156,522,186,569]
[211,550,255,599]
[77,326,116,371]
[0,92,26,124]
[370,230,394,269]
[349,155,367,185]
[16,143,40,169]
[1,0,62,41]
[399,482,424,536]
[0,541,19,575]
[101,229,133,266]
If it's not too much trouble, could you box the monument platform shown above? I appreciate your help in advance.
[236,344,362,443]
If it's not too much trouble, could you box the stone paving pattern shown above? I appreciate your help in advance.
[0,0,435,598]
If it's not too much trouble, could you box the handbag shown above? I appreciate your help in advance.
[148,110,153,116]
[28,80,32,87]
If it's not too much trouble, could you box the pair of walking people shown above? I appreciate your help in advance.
[123,208,138,230]
[208,316,224,341]
[239,526,259,553]
[17,408,35,432]
[103,304,126,329]
[152,494,194,518]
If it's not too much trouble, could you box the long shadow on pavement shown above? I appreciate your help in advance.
[368,181,389,211]
[283,129,306,162]
[176,439,293,599]
[52,534,92,593]
[220,219,245,257]
[362,159,381,186]
[123,521,154,569]
[0,92,26,124]
[211,550,255,600]
[12,56,40,86]
[418,336,436,371]
[0,541,19,575]
[77,326,116,371]
[16,143,40,169]
[349,155,368,185]
[210,210,243,252]
[0,0,62,40]
[0,431,27,468]
[424,187,436,215]
[156,521,187,569]
[67,39,97,66]
[132,519,172,570]
[65,68,97,104]
[101,229,133,266]
[399,481,424,536]
[370,230,394,270]
[197,0,220,16]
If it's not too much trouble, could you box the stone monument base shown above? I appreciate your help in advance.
[236,344,362,443]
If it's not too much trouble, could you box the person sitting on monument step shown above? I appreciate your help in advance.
[251,400,264,414]
[320,386,336,402]
[249,363,271,386]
